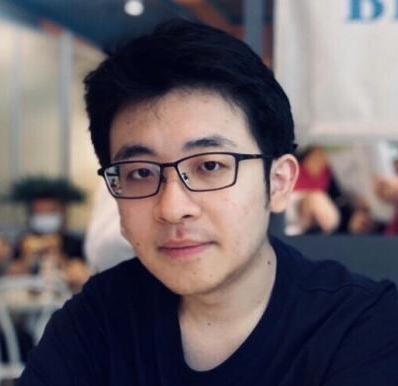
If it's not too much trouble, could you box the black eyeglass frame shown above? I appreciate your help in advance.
[97,151,270,199]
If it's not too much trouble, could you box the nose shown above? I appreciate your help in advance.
[154,168,202,224]
[153,169,202,224]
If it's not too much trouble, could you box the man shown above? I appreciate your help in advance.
[18,19,398,385]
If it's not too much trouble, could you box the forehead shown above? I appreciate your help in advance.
[109,89,260,161]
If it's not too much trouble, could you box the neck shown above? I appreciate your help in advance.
[179,242,277,327]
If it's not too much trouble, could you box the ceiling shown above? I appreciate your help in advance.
[0,0,273,52]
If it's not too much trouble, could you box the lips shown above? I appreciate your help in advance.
[158,240,213,260]
[160,240,208,248]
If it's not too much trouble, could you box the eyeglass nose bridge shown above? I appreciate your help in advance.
[158,161,191,189]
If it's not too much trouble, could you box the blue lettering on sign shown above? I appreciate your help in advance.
[349,0,385,20]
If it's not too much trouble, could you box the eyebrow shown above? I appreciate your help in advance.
[113,144,156,162]
[183,135,237,151]
[112,135,237,162]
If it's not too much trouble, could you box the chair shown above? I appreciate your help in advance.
[0,275,71,383]
[0,303,24,382]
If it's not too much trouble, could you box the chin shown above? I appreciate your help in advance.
[160,274,221,297]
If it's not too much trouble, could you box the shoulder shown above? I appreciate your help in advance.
[272,237,398,314]
[272,237,398,383]
[273,237,393,291]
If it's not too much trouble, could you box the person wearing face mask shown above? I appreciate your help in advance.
[7,176,91,292]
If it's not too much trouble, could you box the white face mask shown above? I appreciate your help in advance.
[29,213,63,234]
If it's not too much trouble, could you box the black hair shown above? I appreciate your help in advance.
[84,18,296,192]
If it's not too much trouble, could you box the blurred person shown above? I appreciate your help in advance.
[8,176,91,292]
[346,197,384,235]
[285,146,341,235]
[84,183,134,272]
[375,176,398,204]
[0,234,13,275]
[17,20,398,386]
[375,176,398,235]
[286,146,379,236]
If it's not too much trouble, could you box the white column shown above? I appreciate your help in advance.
[10,26,22,179]
[59,31,73,177]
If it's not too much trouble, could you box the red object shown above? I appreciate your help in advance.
[294,165,332,192]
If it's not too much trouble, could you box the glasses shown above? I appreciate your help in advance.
[98,152,265,199]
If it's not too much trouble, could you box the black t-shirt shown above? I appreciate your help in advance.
[17,239,398,385]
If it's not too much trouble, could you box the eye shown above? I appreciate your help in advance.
[200,161,223,172]
[128,168,154,180]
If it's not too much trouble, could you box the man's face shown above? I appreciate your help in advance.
[110,89,271,296]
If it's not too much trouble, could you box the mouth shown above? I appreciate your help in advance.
[158,241,214,261]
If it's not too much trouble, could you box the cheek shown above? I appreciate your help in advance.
[215,183,268,249]
[118,203,153,248]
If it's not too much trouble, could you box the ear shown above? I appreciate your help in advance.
[269,154,299,213]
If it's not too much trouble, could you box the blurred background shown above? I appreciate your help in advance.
[0,0,397,382]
